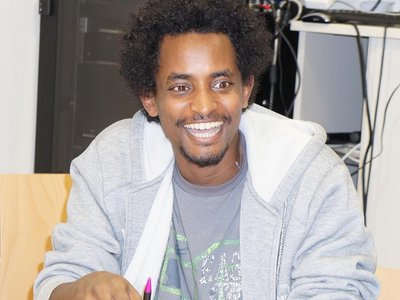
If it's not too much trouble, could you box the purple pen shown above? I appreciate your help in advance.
[143,277,152,300]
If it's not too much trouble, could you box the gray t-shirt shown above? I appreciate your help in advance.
[155,137,248,300]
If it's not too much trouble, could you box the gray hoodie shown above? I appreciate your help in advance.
[34,104,379,299]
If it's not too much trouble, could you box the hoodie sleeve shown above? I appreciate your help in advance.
[287,162,380,299]
[33,142,122,300]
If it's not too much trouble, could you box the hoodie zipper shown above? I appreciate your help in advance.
[274,202,287,300]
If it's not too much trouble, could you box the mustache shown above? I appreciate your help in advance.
[176,113,232,128]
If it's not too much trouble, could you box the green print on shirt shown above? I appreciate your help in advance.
[157,231,241,300]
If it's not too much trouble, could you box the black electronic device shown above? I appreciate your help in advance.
[39,0,51,16]
[302,11,332,23]
[302,9,400,26]
[326,132,361,144]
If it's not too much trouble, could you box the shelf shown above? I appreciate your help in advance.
[290,20,400,39]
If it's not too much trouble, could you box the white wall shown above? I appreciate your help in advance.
[0,0,41,173]
[292,22,400,270]
[364,37,400,270]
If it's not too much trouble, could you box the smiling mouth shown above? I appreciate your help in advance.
[183,121,223,138]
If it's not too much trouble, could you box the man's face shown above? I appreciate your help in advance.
[141,33,253,170]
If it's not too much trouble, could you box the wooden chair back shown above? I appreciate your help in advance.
[0,174,71,300]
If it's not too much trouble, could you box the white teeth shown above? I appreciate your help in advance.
[183,121,223,138]
[194,132,217,138]
[184,121,223,130]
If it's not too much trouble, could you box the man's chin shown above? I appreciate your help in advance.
[180,147,227,168]
[189,156,223,168]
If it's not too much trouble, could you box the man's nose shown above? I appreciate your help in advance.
[190,88,217,116]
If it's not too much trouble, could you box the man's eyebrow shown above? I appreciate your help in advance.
[167,72,192,81]
[211,70,234,79]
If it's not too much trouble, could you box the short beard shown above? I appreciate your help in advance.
[179,144,229,168]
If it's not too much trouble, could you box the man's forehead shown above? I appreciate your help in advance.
[158,32,237,66]
[159,32,234,53]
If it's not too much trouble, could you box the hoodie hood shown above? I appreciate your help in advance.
[137,104,326,201]
[239,105,326,202]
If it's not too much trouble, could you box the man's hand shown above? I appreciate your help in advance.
[49,271,141,300]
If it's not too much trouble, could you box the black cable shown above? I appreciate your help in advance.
[268,0,301,114]
[349,84,398,206]
[365,26,387,219]
[268,2,281,110]
[278,35,289,113]
[344,161,360,167]
[370,0,382,11]
[278,1,291,114]
[373,83,400,160]
[276,27,301,117]
[278,0,296,114]
[350,23,373,224]
[351,172,359,178]
[261,0,301,116]
[350,83,400,177]
[279,1,293,30]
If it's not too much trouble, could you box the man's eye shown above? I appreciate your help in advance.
[213,81,231,89]
[170,85,190,92]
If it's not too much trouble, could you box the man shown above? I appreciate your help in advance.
[35,0,380,299]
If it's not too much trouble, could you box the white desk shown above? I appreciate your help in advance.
[291,21,400,269]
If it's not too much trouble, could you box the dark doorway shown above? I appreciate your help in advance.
[35,0,144,172]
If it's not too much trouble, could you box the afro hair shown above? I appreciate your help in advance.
[120,0,272,122]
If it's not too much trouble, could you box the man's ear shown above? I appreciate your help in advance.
[242,75,255,109]
[140,94,159,117]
